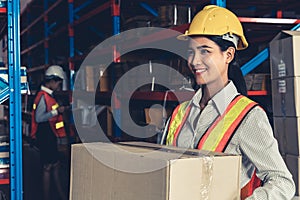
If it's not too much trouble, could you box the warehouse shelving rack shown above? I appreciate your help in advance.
[4,0,298,197]
[19,0,300,140]
[0,0,23,199]
[0,0,8,191]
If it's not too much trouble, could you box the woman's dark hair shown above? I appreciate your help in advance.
[205,35,248,96]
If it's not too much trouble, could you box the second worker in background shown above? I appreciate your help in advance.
[31,65,69,200]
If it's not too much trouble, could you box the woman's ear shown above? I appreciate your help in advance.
[225,47,235,64]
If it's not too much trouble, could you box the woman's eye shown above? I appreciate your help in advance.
[199,49,209,55]
[187,50,194,57]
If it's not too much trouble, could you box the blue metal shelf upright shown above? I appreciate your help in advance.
[7,0,23,199]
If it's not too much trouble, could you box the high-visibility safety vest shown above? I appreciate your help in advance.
[31,90,66,139]
[166,95,261,199]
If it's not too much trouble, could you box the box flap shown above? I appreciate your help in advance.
[82,142,177,172]
[119,141,232,157]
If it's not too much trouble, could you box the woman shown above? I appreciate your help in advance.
[165,5,295,200]
[31,65,68,200]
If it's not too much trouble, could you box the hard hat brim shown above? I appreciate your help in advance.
[176,32,248,50]
[177,33,189,41]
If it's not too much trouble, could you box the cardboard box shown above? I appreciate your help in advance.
[244,73,270,91]
[99,66,111,92]
[85,66,97,92]
[70,142,241,200]
[273,116,287,156]
[144,107,172,129]
[270,31,300,79]
[106,107,113,137]
[156,5,195,27]
[85,66,111,92]
[251,74,270,91]
[273,116,300,155]
[272,77,300,117]
[244,74,254,91]
[99,75,110,92]
[285,154,300,195]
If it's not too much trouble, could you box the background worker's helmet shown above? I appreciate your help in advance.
[45,65,65,80]
[177,5,248,50]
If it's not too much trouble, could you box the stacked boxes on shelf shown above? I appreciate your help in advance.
[84,64,128,93]
[0,137,9,185]
[156,5,194,27]
[270,30,300,195]
[244,73,270,91]
[122,4,195,30]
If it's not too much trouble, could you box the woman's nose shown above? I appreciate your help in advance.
[191,59,202,68]
[191,52,202,67]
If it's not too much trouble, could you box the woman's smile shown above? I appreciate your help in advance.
[193,67,208,75]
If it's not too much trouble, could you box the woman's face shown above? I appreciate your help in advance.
[187,36,233,90]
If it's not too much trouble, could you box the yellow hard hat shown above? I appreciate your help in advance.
[177,5,248,50]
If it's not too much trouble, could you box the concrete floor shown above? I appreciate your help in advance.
[22,143,70,200]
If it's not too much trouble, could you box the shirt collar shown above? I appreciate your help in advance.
[41,85,54,95]
[190,87,202,108]
[190,81,239,115]
[212,81,239,115]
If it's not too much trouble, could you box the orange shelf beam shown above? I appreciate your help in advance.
[0,179,9,185]
[247,90,268,96]
[238,17,300,24]
[0,8,6,13]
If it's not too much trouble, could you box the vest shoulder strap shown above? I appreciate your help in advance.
[197,95,258,152]
[166,101,190,145]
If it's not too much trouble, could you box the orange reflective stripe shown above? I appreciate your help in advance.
[198,95,257,152]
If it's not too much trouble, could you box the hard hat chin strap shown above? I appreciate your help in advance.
[222,33,239,49]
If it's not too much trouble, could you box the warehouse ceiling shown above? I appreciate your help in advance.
[121,0,300,49]
[0,0,299,66]
[0,0,298,39]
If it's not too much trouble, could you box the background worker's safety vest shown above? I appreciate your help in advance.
[166,95,261,199]
[31,90,66,139]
